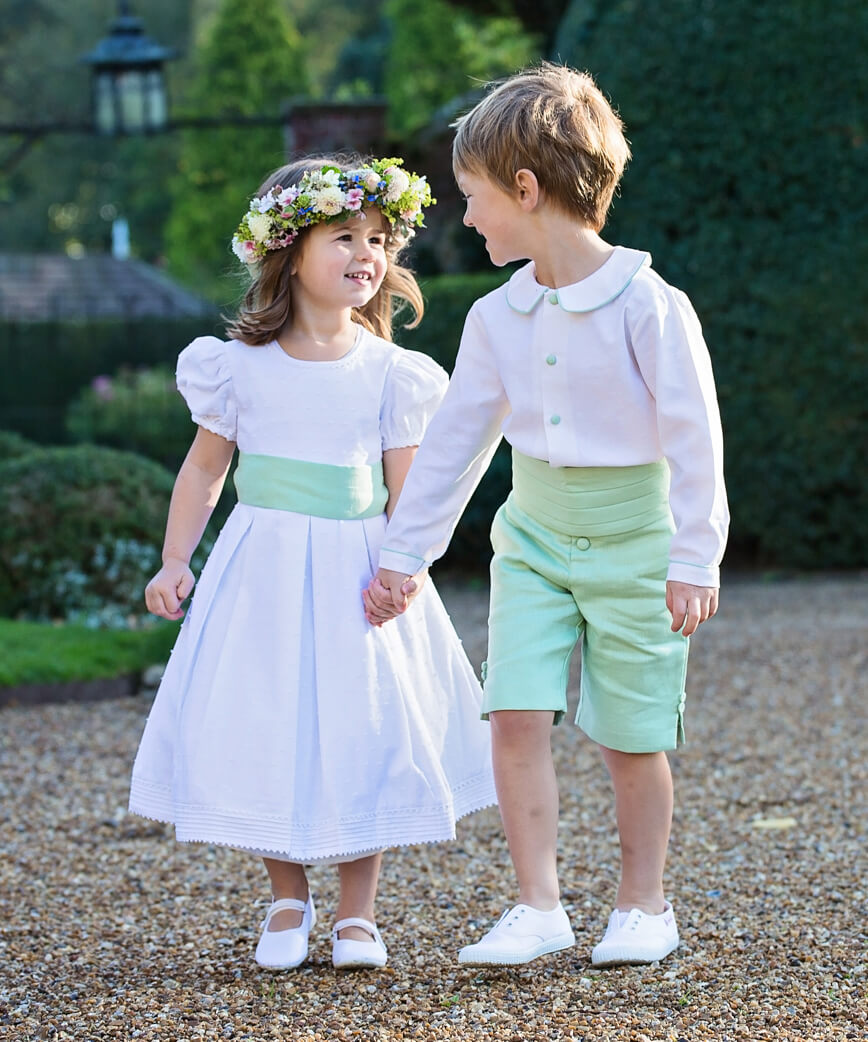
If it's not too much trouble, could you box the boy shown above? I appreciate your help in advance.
[364,63,728,967]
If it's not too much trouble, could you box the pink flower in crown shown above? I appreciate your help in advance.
[400,207,420,222]
[276,185,299,207]
[345,187,365,210]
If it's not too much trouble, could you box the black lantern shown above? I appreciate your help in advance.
[80,1,176,135]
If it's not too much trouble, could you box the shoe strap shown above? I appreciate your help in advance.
[262,897,308,928]
[332,917,383,946]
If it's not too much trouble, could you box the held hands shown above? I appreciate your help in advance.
[666,580,719,637]
[363,567,427,626]
[145,557,196,621]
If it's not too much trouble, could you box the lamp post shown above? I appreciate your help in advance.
[80,1,176,136]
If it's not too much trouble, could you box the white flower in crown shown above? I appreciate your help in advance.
[232,238,258,263]
[383,166,410,202]
[247,212,273,243]
[411,176,429,199]
[312,186,346,215]
[362,170,381,193]
[252,191,276,214]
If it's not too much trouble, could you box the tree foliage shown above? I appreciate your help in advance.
[384,0,540,135]
[163,0,309,290]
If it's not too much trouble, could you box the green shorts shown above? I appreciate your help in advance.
[481,452,689,753]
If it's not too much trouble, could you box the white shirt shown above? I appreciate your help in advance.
[381,246,729,586]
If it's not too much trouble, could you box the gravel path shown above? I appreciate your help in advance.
[1,575,866,1041]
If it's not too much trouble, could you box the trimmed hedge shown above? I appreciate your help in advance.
[0,315,220,445]
[555,0,868,568]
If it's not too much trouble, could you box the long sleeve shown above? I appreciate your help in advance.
[627,285,729,586]
[379,305,511,572]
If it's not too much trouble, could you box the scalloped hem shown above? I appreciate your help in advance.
[129,774,497,863]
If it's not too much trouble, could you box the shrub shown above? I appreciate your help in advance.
[66,366,195,471]
[0,445,208,626]
[0,429,40,461]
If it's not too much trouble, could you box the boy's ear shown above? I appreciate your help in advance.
[513,169,541,210]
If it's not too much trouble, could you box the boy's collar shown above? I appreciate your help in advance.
[505,246,650,314]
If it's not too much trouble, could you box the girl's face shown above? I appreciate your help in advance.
[291,209,389,313]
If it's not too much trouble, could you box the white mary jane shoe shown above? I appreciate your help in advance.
[254,894,316,970]
[331,917,388,969]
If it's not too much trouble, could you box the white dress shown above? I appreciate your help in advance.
[129,327,496,862]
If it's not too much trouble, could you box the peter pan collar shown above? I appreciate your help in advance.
[505,246,650,314]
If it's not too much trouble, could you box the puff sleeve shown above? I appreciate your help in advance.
[175,336,237,442]
[380,349,449,450]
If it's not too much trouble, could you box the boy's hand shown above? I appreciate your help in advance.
[666,581,719,637]
[363,568,426,626]
[145,557,195,620]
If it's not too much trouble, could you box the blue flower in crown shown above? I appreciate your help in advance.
[232,158,435,264]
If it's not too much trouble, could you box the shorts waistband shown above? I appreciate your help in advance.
[510,450,670,536]
[234,452,388,520]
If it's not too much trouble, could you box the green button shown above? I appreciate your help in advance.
[545,354,557,366]
[576,536,591,551]
[550,414,561,425]
[547,291,558,304]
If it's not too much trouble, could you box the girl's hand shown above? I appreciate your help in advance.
[363,568,427,626]
[145,557,196,620]
[665,580,719,637]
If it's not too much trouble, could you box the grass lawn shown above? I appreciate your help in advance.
[0,618,178,687]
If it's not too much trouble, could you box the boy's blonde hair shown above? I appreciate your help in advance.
[226,155,424,346]
[452,63,631,231]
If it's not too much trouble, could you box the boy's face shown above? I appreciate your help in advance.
[455,168,528,267]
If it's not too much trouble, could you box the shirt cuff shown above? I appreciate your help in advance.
[379,547,427,575]
[666,560,720,587]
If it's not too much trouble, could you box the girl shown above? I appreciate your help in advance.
[129,155,497,972]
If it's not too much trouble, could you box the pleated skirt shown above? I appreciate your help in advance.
[129,503,496,862]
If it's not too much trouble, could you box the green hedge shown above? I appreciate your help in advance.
[554,0,868,568]
[0,315,220,444]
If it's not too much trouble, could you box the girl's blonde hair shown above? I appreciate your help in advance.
[226,155,424,345]
[452,63,631,231]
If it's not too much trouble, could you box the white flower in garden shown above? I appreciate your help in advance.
[313,186,345,215]
[383,166,410,202]
[247,213,273,242]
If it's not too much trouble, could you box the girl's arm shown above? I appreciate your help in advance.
[383,445,417,519]
[144,427,236,620]
[364,446,427,624]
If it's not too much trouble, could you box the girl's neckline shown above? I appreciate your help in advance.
[271,323,363,366]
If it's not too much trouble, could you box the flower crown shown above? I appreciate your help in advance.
[231,157,434,264]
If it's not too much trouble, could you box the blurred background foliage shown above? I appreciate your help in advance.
[0,0,866,630]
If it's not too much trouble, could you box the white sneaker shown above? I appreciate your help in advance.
[458,903,575,966]
[591,901,679,966]
[254,895,316,970]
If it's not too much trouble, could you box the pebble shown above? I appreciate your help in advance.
[1,575,866,1041]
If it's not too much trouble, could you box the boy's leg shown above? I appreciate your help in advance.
[599,747,672,913]
[490,709,560,909]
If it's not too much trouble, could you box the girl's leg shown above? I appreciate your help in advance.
[599,746,672,913]
[262,858,309,930]
[336,853,382,941]
[490,709,560,909]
